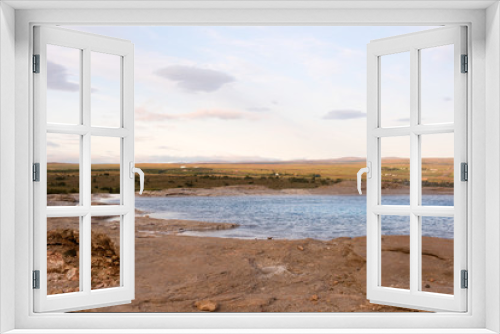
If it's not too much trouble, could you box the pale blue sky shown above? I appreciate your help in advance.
[47,26,454,163]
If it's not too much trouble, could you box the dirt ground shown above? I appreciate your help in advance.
[47,215,453,313]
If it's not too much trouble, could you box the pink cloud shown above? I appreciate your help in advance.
[135,107,176,122]
[135,107,260,122]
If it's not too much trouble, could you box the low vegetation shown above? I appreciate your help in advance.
[46,158,454,194]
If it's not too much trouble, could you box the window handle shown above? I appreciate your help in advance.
[129,162,145,195]
[357,162,371,195]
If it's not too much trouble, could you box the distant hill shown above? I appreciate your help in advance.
[196,157,368,165]
[188,157,453,164]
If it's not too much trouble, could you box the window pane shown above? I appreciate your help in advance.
[420,45,454,124]
[381,136,410,205]
[380,52,410,128]
[91,137,121,196]
[47,133,80,206]
[47,217,80,295]
[421,216,454,294]
[381,215,410,290]
[91,216,121,290]
[46,44,81,125]
[421,133,454,206]
[91,52,121,128]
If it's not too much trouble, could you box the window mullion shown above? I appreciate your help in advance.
[46,123,89,135]
[409,47,421,294]
[81,48,91,294]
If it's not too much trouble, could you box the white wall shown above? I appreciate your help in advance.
[6,5,493,332]
[486,2,500,333]
[0,2,16,333]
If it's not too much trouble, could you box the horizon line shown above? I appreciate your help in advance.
[47,156,454,165]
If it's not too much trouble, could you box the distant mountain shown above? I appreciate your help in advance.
[265,157,367,164]
[189,157,368,164]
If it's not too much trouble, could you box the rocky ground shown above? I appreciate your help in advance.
[47,225,121,294]
[47,228,81,294]
[47,216,239,295]
[43,215,455,313]
[139,180,453,197]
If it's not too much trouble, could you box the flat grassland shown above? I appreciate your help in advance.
[47,158,453,194]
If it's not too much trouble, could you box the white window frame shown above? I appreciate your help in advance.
[366,26,468,312]
[33,26,136,313]
[1,1,499,333]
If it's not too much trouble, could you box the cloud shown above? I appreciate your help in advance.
[135,107,176,122]
[155,65,235,92]
[246,107,271,112]
[47,61,79,92]
[136,107,260,122]
[183,109,258,120]
[443,97,452,102]
[322,109,366,120]
[157,145,178,151]
[47,141,60,148]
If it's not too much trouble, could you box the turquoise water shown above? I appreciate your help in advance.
[132,194,454,240]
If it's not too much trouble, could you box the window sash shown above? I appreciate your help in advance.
[366,26,468,312]
[32,25,135,313]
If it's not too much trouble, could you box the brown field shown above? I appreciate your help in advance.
[47,158,454,194]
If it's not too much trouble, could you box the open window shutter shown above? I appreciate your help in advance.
[366,26,467,312]
[33,26,135,312]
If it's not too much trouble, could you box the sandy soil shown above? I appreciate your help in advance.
[46,215,453,313]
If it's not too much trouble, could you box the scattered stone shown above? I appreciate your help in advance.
[297,245,304,251]
[267,237,273,240]
[425,284,431,288]
[195,300,218,312]
[429,278,435,282]
[47,228,120,294]
[66,268,79,281]
[47,251,66,273]
[310,294,319,301]
[333,280,339,285]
